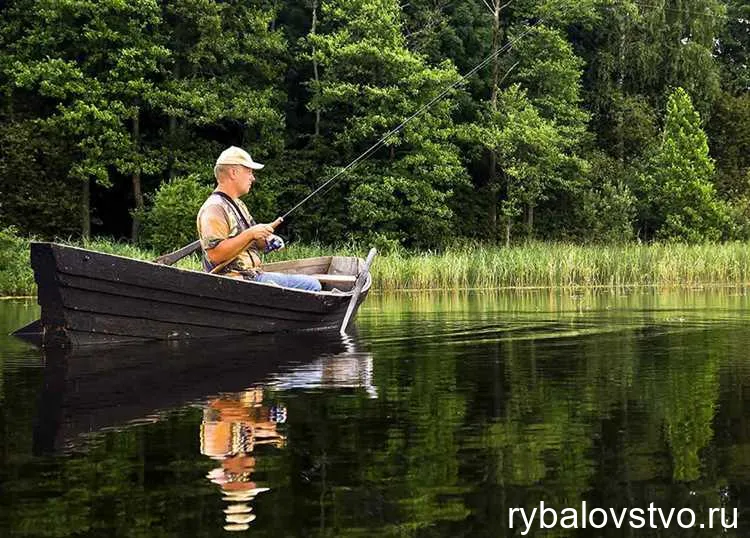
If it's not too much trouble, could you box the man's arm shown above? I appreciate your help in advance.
[205,226,273,265]
[198,205,281,265]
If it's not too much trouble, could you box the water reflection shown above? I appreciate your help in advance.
[29,331,368,452]
[199,350,377,531]
[2,291,750,537]
[25,330,377,532]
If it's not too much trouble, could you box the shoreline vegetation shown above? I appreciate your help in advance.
[2,229,750,297]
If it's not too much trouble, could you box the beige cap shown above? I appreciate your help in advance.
[215,146,265,174]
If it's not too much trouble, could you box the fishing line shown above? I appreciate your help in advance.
[280,16,545,220]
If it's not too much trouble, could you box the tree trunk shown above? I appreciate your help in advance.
[526,204,534,239]
[168,116,177,180]
[311,0,321,137]
[487,0,503,240]
[131,107,144,242]
[6,88,13,122]
[168,63,180,179]
[81,178,90,240]
[488,154,498,234]
[616,16,626,164]
[504,217,511,247]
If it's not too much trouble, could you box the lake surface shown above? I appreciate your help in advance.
[1,289,749,536]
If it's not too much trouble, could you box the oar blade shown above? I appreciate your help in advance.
[340,248,377,335]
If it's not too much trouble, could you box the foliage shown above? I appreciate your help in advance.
[640,88,728,242]
[138,174,213,254]
[0,0,747,248]
[299,0,468,248]
[708,92,750,201]
[0,0,287,240]
[569,153,636,243]
[5,234,750,297]
[373,241,750,290]
[716,0,750,93]
[460,21,590,243]
[0,119,80,238]
[2,0,170,240]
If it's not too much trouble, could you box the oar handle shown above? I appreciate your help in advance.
[153,240,201,266]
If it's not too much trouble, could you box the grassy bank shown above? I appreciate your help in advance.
[2,228,750,296]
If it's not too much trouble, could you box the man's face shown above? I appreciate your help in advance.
[236,165,256,195]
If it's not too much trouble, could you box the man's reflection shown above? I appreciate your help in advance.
[200,387,286,532]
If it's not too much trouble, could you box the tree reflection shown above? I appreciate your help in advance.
[1,290,749,536]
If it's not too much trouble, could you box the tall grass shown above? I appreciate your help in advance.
[2,227,750,296]
[372,242,750,290]
[0,227,36,296]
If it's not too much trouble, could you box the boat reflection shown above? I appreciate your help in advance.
[32,331,376,531]
[33,331,373,450]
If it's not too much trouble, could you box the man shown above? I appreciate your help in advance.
[197,146,321,291]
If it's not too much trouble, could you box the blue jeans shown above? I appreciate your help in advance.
[254,271,322,292]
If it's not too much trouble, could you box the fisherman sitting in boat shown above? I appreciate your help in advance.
[197,146,321,291]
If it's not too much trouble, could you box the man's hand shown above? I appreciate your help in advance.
[248,223,275,241]
[205,217,283,266]
[248,217,283,241]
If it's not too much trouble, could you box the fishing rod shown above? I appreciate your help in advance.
[279,17,546,221]
[281,0,721,221]
[154,15,545,266]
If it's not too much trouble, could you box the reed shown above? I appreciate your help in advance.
[368,242,750,290]
[2,228,750,297]
[0,227,36,297]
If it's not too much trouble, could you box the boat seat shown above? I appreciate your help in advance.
[309,274,357,284]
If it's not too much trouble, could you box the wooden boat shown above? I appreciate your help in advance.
[15,242,374,348]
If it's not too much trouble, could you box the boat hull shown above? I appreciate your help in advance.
[25,242,371,347]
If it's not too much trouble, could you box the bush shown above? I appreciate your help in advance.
[0,226,35,296]
[577,155,637,243]
[137,174,213,254]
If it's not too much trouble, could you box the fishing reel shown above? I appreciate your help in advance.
[264,234,285,254]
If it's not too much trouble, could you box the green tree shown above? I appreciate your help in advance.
[298,0,467,248]
[567,152,637,243]
[716,0,749,94]
[707,92,750,239]
[138,174,213,254]
[155,0,288,174]
[709,92,750,199]
[462,23,590,244]
[1,0,287,242]
[640,87,728,242]
[4,0,169,239]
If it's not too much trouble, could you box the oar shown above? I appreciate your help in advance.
[153,240,201,266]
[153,218,281,269]
[340,248,377,335]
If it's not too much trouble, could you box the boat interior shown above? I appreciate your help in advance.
[260,255,364,293]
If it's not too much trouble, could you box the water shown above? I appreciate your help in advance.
[1,288,749,536]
